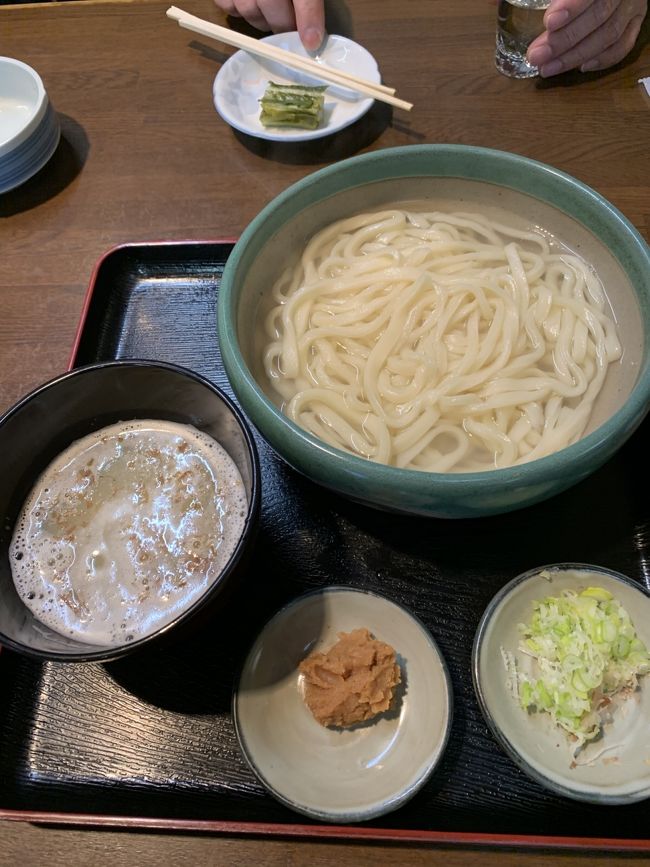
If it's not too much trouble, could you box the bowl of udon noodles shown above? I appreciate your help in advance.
[218,145,650,518]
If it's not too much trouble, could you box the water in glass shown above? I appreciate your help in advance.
[495,0,551,78]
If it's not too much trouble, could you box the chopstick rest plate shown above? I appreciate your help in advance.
[212,32,383,141]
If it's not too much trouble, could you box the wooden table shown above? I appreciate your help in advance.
[1,1,649,863]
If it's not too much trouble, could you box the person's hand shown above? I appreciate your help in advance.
[214,0,325,51]
[527,0,647,76]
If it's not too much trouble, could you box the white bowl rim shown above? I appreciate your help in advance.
[0,56,49,158]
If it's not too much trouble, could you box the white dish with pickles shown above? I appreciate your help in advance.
[473,564,650,804]
[212,32,381,142]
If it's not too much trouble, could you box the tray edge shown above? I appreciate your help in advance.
[1,239,646,852]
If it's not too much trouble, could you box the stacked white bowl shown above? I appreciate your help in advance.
[0,57,61,195]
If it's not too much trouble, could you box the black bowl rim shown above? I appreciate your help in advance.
[0,359,262,663]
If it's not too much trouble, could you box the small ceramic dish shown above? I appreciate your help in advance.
[234,586,452,822]
[473,563,650,804]
[213,33,380,142]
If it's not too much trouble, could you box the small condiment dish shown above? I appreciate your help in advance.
[213,33,380,142]
[234,586,452,822]
[473,563,650,804]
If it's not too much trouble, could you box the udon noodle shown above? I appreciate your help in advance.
[261,208,622,472]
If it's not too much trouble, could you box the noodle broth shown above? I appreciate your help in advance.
[245,180,641,473]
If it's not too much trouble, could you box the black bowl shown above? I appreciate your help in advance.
[0,360,261,662]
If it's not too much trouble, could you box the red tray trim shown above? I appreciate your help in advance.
[67,239,238,371]
[0,809,648,851]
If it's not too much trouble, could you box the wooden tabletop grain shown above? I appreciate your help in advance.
[1,0,649,863]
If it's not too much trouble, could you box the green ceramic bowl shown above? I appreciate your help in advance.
[218,145,650,518]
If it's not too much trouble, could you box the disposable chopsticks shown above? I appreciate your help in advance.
[166,6,413,112]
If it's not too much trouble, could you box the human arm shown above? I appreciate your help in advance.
[213,0,325,51]
[527,0,647,76]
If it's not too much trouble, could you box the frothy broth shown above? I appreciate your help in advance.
[10,420,247,647]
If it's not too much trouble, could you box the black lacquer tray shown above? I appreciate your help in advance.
[1,241,649,850]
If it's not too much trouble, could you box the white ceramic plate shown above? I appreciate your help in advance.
[473,563,650,804]
[234,586,452,822]
[213,33,380,142]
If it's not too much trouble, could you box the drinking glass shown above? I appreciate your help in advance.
[495,0,551,78]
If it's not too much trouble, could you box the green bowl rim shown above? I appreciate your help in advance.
[219,144,650,490]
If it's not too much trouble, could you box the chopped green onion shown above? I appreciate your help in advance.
[518,585,650,748]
